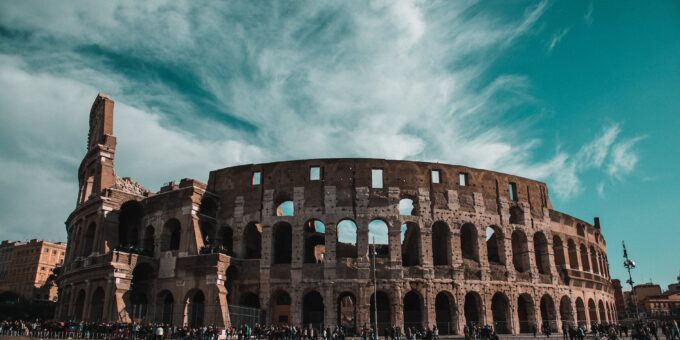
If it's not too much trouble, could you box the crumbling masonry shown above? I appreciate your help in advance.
[55,94,617,334]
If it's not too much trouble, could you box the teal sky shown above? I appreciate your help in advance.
[0,1,678,289]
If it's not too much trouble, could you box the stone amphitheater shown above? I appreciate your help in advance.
[55,94,617,334]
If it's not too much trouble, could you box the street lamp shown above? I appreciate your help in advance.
[622,241,639,320]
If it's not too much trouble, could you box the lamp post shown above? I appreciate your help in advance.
[372,236,379,339]
[622,241,639,320]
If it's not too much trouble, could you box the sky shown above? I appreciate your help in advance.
[0,1,678,289]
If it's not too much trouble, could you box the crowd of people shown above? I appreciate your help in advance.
[0,319,679,340]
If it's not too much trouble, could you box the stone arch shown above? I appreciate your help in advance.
[491,292,511,334]
[304,219,326,263]
[560,296,574,327]
[567,239,579,269]
[552,236,565,268]
[129,263,154,321]
[199,196,218,246]
[337,219,358,259]
[369,219,390,258]
[89,287,105,322]
[74,289,86,320]
[302,290,324,328]
[399,198,415,216]
[460,223,479,262]
[512,230,530,273]
[240,292,261,308]
[276,200,294,217]
[575,298,586,326]
[464,291,483,327]
[432,221,452,266]
[219,225,234,255]
[142,225,155,256]
[598,300,606,323]
[401,222,421,267]
[186,289,205,328]
[337,292,357,331]
[590,246,600,274]
[533,232,550,274]
[272,222,293,264]
[486,225,505,265]
[157,290,174,324]
[403,290,424,329]
[82,222,96,257]
[271,290,292,324]
[587,299,597,325]
[243,222,262,259]
[118,200,144,247]
[540,294,557,332]
[370,291,391,334]
[517,293,536,333]
[161,218,181,251]
[580,244,590,272]
[435,291,457,335]
[225,266,238,304]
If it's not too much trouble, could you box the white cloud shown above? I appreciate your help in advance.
[548,27,571,52]
[608,136,643,179]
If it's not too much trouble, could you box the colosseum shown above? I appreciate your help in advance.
[55,94,617,334]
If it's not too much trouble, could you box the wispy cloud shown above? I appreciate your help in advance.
[548,27,571,52]
[584,2,594,25]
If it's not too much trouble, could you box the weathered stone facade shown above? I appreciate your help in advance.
[56,94,617,334]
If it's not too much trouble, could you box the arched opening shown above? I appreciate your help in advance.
[435,292,457,335]
[399,198,414,216]
[553,236,565,268]
[534,232,550,274]
[302,291,324,328]
[157,290,174,325]
[240,292,261,308]
[337,219,358,259]
[598,300,606,323]
[491,292,511,334]
[225,266,238,304]
[219,225,234,255]
[129,263,154,321]
[304,219,326,263]
[161,219,181,251]
[540,294,557,332]
[560,296,574,327]
[273,222,292,264]
[463,291,483,327]
[403,290,423,330]
[276,200,294,217]
[119,200,144,248]
[590,246,600,274]
[142,225,155,256]
[337,292,356,332]
[580,244,590,272]
[370,291,391,334]
[82,223,96,257]
[575,298,586,326]
[587,299,597,325]
[198,197,217,247]
[568,239,578,269]
[517,294,536,333]
[271,290,291,324]
[186,290,205,328]
[432,222,452,266]
[460,223,479,262]
[74,289,86,320]
[368,219,390,258]
[509,206,524,224]
[512,230,530,273]
[401,222,421,267]
[243,222,262,259]
[486,226,505,265]
[89,287,105,322]
[576,224,585,237]
[199,222,215,246]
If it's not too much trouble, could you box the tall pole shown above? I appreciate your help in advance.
[622,241,639,320]
[372,236,378,338]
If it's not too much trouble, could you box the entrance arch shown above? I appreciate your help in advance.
[186,290,205,328]
[560,296,574,327]
[302,291,324,328]
[271,290,291,324]
[337,292,357,332]
[464,291,483,327]
[157,290,174,324]
[89,287,105,322]
[74,289,86,320]
[517,294,536,333]
[598,300,607,323]
[540,294,557,332]
[403,290,423,329]
[435,292,457,335]
[370,291,391,335]
[491,292,511,334]
[588,299,597,325]
[575,298,586,326]
[129,263,154,321]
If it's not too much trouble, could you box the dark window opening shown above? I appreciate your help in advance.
[512,230,530,273]
[432,222,451,266]
[401,222,421,267]
[304,219,326,263]
[459,173,468,186]
[273,222,292,264]
[243,222,262,259]
[509,182,518,201]
[460,223,479,262]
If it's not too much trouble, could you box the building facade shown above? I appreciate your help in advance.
[0,239,66,302]
[55,94,617,334]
